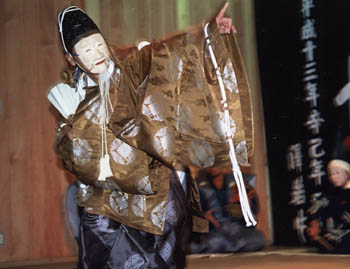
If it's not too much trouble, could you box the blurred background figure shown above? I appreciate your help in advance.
[188,167,265,254]
[307,159,350,254]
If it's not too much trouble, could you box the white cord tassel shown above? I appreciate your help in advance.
[97,67,114,181]
[98,154,113,181]
[204,23,257,226]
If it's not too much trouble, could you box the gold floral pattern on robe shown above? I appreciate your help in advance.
[55,20,253,235]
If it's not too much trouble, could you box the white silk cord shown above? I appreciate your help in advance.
[204,23,256,226]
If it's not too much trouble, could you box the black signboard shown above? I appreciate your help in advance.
[255,0,350,245]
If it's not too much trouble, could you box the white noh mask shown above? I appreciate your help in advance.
[73,33,111,74]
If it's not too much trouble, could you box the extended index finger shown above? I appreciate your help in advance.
[217,2,229,20]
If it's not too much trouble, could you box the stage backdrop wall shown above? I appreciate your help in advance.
[0,0,83,263]
[256,0,350,245]
[0,0,270,263]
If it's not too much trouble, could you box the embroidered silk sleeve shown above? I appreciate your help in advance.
[55,120,74,172]
[109,19,254,171]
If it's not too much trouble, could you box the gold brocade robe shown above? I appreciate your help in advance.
[55,21,254,235]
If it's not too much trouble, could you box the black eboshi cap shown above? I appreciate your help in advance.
[58,6,100,55]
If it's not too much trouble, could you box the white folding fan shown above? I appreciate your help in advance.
[47,83,81,119]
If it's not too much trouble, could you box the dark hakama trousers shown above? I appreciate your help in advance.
[77,173,190,269]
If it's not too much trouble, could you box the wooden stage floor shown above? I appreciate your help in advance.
[186,248,350,269]
[1,248,349,269]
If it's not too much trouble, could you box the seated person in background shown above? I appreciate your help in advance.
[188,167,265,254]
[307,159,350,254]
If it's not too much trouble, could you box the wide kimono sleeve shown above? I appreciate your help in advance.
[55,120,74,172]
[109,19,254,171]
